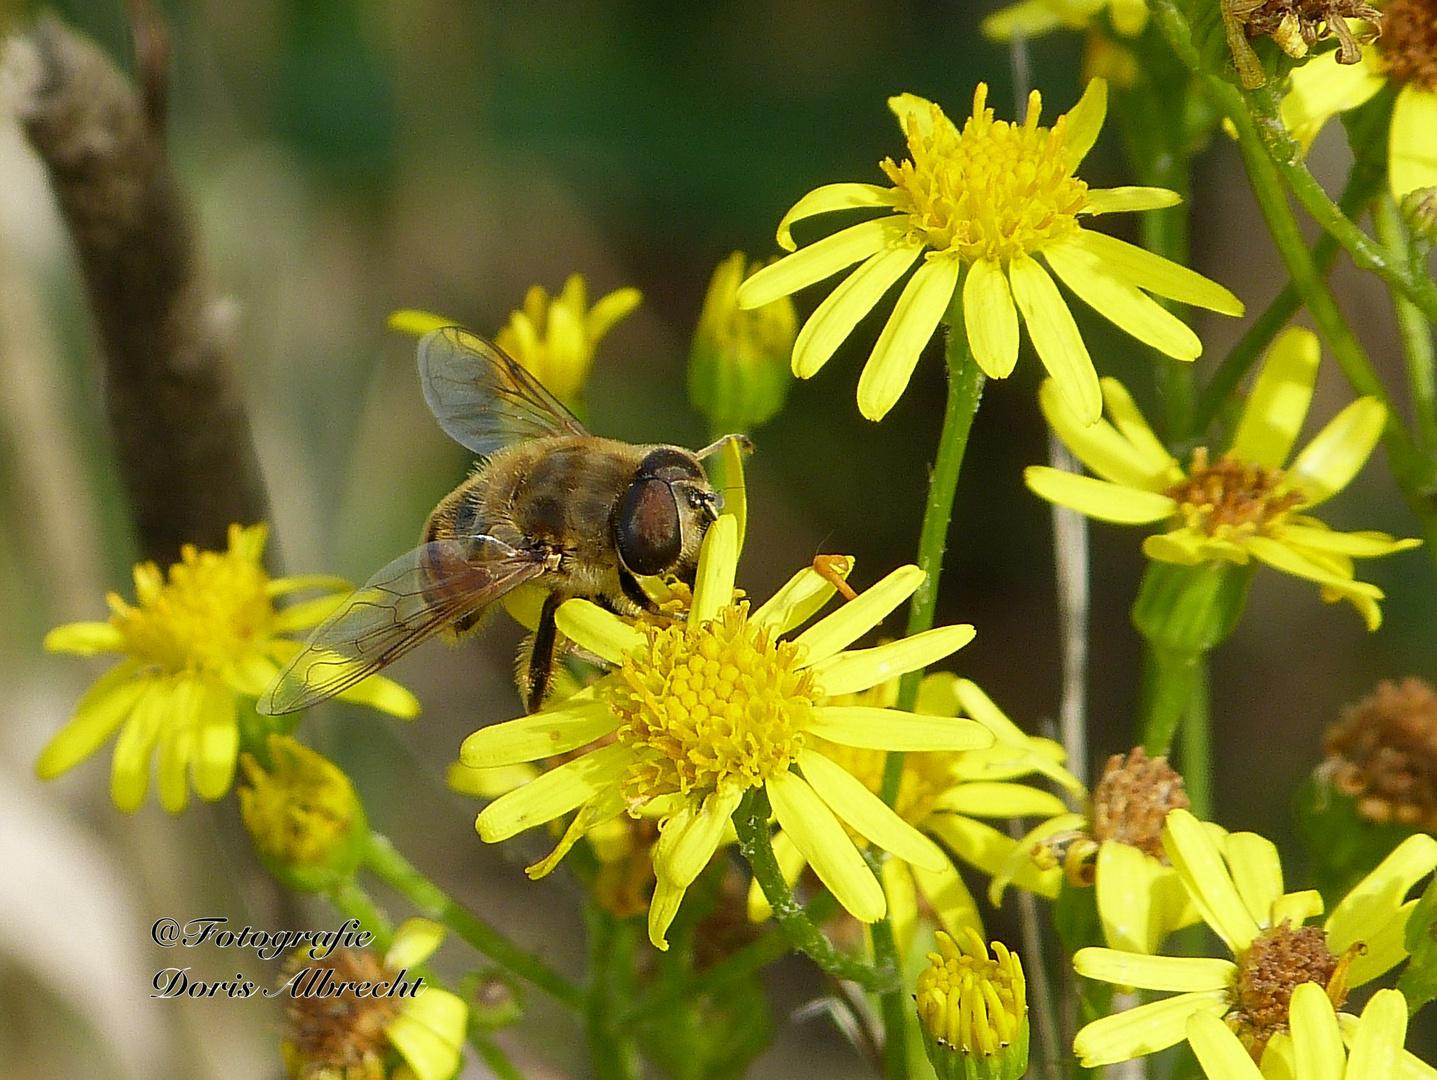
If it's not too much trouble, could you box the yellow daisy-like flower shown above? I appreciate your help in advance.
[390,272,641,405]
[280,917,469,1080]
[1025,327,1421,630]
[1281,1,1437,199]
[915,929,1030,1080]
[1187,983,1432,1080]
[748,673,1079,947]
[735,79,1243,423]
[1071,809,1437,1067]
[981,0,1149,41]
[460,514,994,949]
[38,524,419,813]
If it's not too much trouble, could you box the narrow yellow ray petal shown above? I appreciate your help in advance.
[1039,379,1177,490]
[1163,808,1260,954]
[930,781,1067,818]
[1390,84,1437,199]
[1066,229,1245,315]
[774,183,902,251]
[1083,186,1182,214]
[1290,982,1345,1080]
[1073,947,1237,992]
[1225,831,1285,928]
[808,706,992,752]
[887,93,957,142]
[750,562,845,635]
[1232,327,1320,468]
[1287,397,1386,507]
[476,743,631,841]
[809,624,976,697]
[1282,524,1420,558]
[1024,467,1175,523]
[1280,50,1384,151]
[658,787,743,888]
[737,218,905,308]
[1347,990,1407,1079]
[1009,253,1101,424]
[1044,240,1202,360]
[791,246,921,378]
[1061,77,1107,169]
[1100,378,1183,480]
[191,680,238,801]
[1073,991,1229,1067]
[1187,1011,1265,1080]
[913,859,981,937]
[963,258,1019,379]
[43,621,124,655]
[459,696,616,767]
[334,672,422,718]
[690,514,739,625]
[35,661,145,779]
[791,564,923,665]
[555,598,646,663]
[648,873,687,951]
[857,257,962,421]
[1326,833,1437,957]
[110,680,170,812]
[387,992,467,1080]
[799,749,947,871]
[768,770,886,922]
[981,0,1064,41]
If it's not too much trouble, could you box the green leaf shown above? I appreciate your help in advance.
[1397,876,1437,1015]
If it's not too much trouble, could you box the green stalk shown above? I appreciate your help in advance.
[328,874,395,950]
[863,851,910,1080]
[362,833,584,1010]
[469,1030,529,1080]
[1135,133,1195,438]
[731,788,897,991]
[883,290,986,804]
[1179,657,1212,818]
[1375,194,1437,460]
[584,902,641,1080]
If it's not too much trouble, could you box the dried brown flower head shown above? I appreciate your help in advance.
[1323,677,1437,830]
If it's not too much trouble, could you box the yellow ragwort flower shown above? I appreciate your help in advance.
[460,512,994,950]
[1072,809,1437,1067]
[1281,0,1437,199]
[982,0,1149,41]
[748,673,1079,947]
[39,524,418,813]
[1187,983,1428,1080]
[1025,327,1420,629]
[280,918,468,1080]
[736,80,1243,423]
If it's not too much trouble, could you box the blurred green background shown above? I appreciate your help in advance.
[0,1,1431,1077]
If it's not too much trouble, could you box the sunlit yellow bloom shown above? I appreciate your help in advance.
[280,918,468,1080]
[1026,327,1420,630]
[748,673,1079,947]
[737,80,1242,423]
[1187,984,1430,1080]
[389,272,641,404]
[916,928,1029,1080]
[1281,1,1437,198]
[461,513,993,949]
[38,525,418,813]
[1072,809,1437,1067]
[982,0,1149,40]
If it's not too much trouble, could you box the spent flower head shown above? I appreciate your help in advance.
[280,918,467,1080]
[915,928,1029,1080]
[460,512,995,949]
[1320,677,1437,831]
[736,79,1242,423]
[38,524,418,813]
[1072,808,1437,1066]
[1026,327,1421,630]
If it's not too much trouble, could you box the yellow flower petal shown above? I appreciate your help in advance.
[857,256,962,420]
[791,246,920,378]
[807,706,992,752]
[656,787,743,888]
[1346,989,1408,1079]
[44,621,124,655]
[586,286,643,341]
[1225,830,1285,929]
[333,673,421,718]
[271,594,347,634]
[1282,524,1421,558]
[1096,841,1197,954]
[772,182,902,252]
[1290,982,1345,1080]
[809,624,976,697]
[1039,379,1179,490]
[1044,238,1202,360]
[737,218,906,308]
[1065,229,1244,315]
[1271,889,1323,928]
[1390,83,1437,199]
[1073,990,1229,1067]
[690,514,739,625]
[887,92,958,143]
[1287,397,1385,507]
[1010,253,1101,424]
[963,258,1020,379]
[1061,78,1108,170]
[648,872,686,951]
[1187,1010,1264,1080]
[767,770,886,922]
[388,308,454,337]
[1073,947,1237,992]
[981,0,1066,40]
[1083,187,1183,214]
[1100,379,1178,474]
[476,743,632,841]
[929,781,1067,818]
[1024,467,1176,523]
[191,679,238,801]
[386,917,446,970]
[388,989,467,1080]
[1163,808,1260,955]
[1326,833,1437,982]
[110,679,172,812]
[983,814,1078,903]
[459,697,616,767]
[1232,327,1320,468]
[950,678,1033,746]
[1280,50,1383,151]
[791,564,924,665]
[798,748,947,871]
[555,599,646,663]
[35,661,145,779]
[913,859,982,936]
[749,561,847,635]
[156,704,194,813]
[1244,536,1385,630]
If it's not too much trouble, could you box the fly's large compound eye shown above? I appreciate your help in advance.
[615,477,682,576]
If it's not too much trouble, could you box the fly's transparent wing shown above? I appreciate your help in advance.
[418,326,590,457]
[258,537,548,715]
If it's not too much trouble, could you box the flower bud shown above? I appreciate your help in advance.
[239,735,368,892]
[1401,187,1437,253]
[915,929,1029,1080]
[689,252,795,435]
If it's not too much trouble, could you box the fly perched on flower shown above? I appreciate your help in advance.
[259,328,745,717]
[737,79,1243,423]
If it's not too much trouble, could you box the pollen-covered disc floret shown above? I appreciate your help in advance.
[605,604,815,806]
[884,85,1088,264]
[1165,448,1305,542]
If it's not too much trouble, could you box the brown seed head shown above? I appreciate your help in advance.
[1091,748,1190,860]
[1382,0,1437,89]
[1323,677,1437,830]
[1229,922,1346,1059]
[280,948,403,1080]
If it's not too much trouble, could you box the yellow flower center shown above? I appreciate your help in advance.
[1229,922,1349,1059]
[239,737,360,868]
[880,84,1089,265]
[1381,0,1437,91]
[109,536,275,674]
[915,929,1027,1057]
[1165,448,1305,540]
[604,604,814,806]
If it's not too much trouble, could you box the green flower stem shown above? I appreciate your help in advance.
[862,850,911,1080]
[584,902,641,1080]
[1179,656,1212,819]
[1139,644,1202,757]
[361,833,584,1010]
[884,294,986,804]
[1375,194,1437,460]
[732,788,898,991]
[327,875,395,950]
[1189,168,1379,439]
[469,1029,529,1080]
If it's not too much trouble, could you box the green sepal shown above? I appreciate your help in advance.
[1397,876,1437,1016]
[919,1013,1029,1080]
